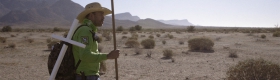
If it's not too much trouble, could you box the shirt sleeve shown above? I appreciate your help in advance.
[74,26,107,63]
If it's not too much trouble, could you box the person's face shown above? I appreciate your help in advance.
[88,11,104,27]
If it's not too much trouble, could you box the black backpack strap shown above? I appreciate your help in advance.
[72,24,87,71]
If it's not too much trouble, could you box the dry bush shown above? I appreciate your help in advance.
[167,34,174,39]
[125,40,140,48]
[8,43,16,48]
[97,37,103,43]
[141,39,155,49]
[1,25,12,32]
[105,34,112,41]
[0,36,7,43]
[27,38,34,43]
[187,26,195,32]
[229,50,238,58]
[179,41,184,45]
[260,34,266,39]
[188,37,214,52]
[122,31,128,34]
[122,36,128,39]
[132,33,138,38]
[162,40,166,45]
[273,31,280,37]
[149,35,154,39]
[146,50,152,58]
[46,38,52,43]
[140,35,145,37]
[227,58,280,80]
[163,49,173,59]
[10,34,16,37]
[216,37,221,41]
[134,48,143,55]
[156,34,161,37]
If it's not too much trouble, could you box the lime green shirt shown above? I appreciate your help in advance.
[72,19,107,76]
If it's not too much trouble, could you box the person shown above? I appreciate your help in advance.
[73,2,120,80]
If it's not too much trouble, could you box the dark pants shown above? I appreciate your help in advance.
[76,75,100,80]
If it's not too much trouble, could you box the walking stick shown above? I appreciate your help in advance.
[110,0,118,80]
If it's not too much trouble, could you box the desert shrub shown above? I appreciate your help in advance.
[27,38,34,43]
[135,25,142,31]
[131,33,138,38]
[116,26,124,31]
[8,43,16,48]
[229,50,238,58]
[122,36,128,39]
[63,31,68,37]
[122,31,128,34]
[162,40,166,45]
[140,35,145,37]
[273,31,280,37]
[163,49,173,59]
[105,34,112,41]
[128,37,138,41]
[176,31,181,34]
[11,34,16,37]
[53,27,61,32]
[156,34,161,37]
[141,39,155,49]
[148,35,154,39]
[0,37,7,43]
[125,40,140,48]
[187,26,195,32]
[129,27,136,31]
[134,48,143,55]
[188,37,214,52]
[166,34,174,39]
[46,38,52,43]
[216,37,221,41]
[226,58,280,80]
[179,41,184,45]
[1,25,12,32]
[260,34,266,39]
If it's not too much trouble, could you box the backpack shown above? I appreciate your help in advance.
[47,25,84,80]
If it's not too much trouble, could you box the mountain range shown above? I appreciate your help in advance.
[0,0,193,28]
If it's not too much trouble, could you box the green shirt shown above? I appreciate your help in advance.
[72,19,107,76]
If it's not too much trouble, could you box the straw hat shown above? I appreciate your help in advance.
[77,2,111,23]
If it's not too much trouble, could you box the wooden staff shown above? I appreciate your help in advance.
[110,0,118,80]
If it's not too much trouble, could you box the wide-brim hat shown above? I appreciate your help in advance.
[77,2,111,23]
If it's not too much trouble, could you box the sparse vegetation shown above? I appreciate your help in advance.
[229,50,238,58]
[156,34,161,37]
[163,49,173,59]
[134,48,142,55]
[8,43,16,48]
[27,38,34,43]
[141,39,155,49]
[1,25,12,32]
[53,27,61,32]
[227,58,280,80]
[188,37,214,52]
[148,35,154,39]
[122,36,128,39]
[135,25,142,31]
[46,38,52,43]
[0,36,7,43]
[129,27,136,32]
[179,41,184,45]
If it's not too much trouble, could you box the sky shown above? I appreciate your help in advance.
[72,0,280,27]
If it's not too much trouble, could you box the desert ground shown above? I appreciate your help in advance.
[0,29,280,80]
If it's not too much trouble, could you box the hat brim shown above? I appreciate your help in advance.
[77,7,111,23]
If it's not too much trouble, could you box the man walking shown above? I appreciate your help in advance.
[73,2,120,80]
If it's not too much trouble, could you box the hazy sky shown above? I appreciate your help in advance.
[72,0,280,27]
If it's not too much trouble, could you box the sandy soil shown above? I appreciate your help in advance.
[0,31,280,80]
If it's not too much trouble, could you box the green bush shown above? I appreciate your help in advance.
[273,31,280,37]
[188,37,214,52]
[141,39,155,49]
[1,25,12,32]
[163,49,173,59]
[227,58,280,80]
